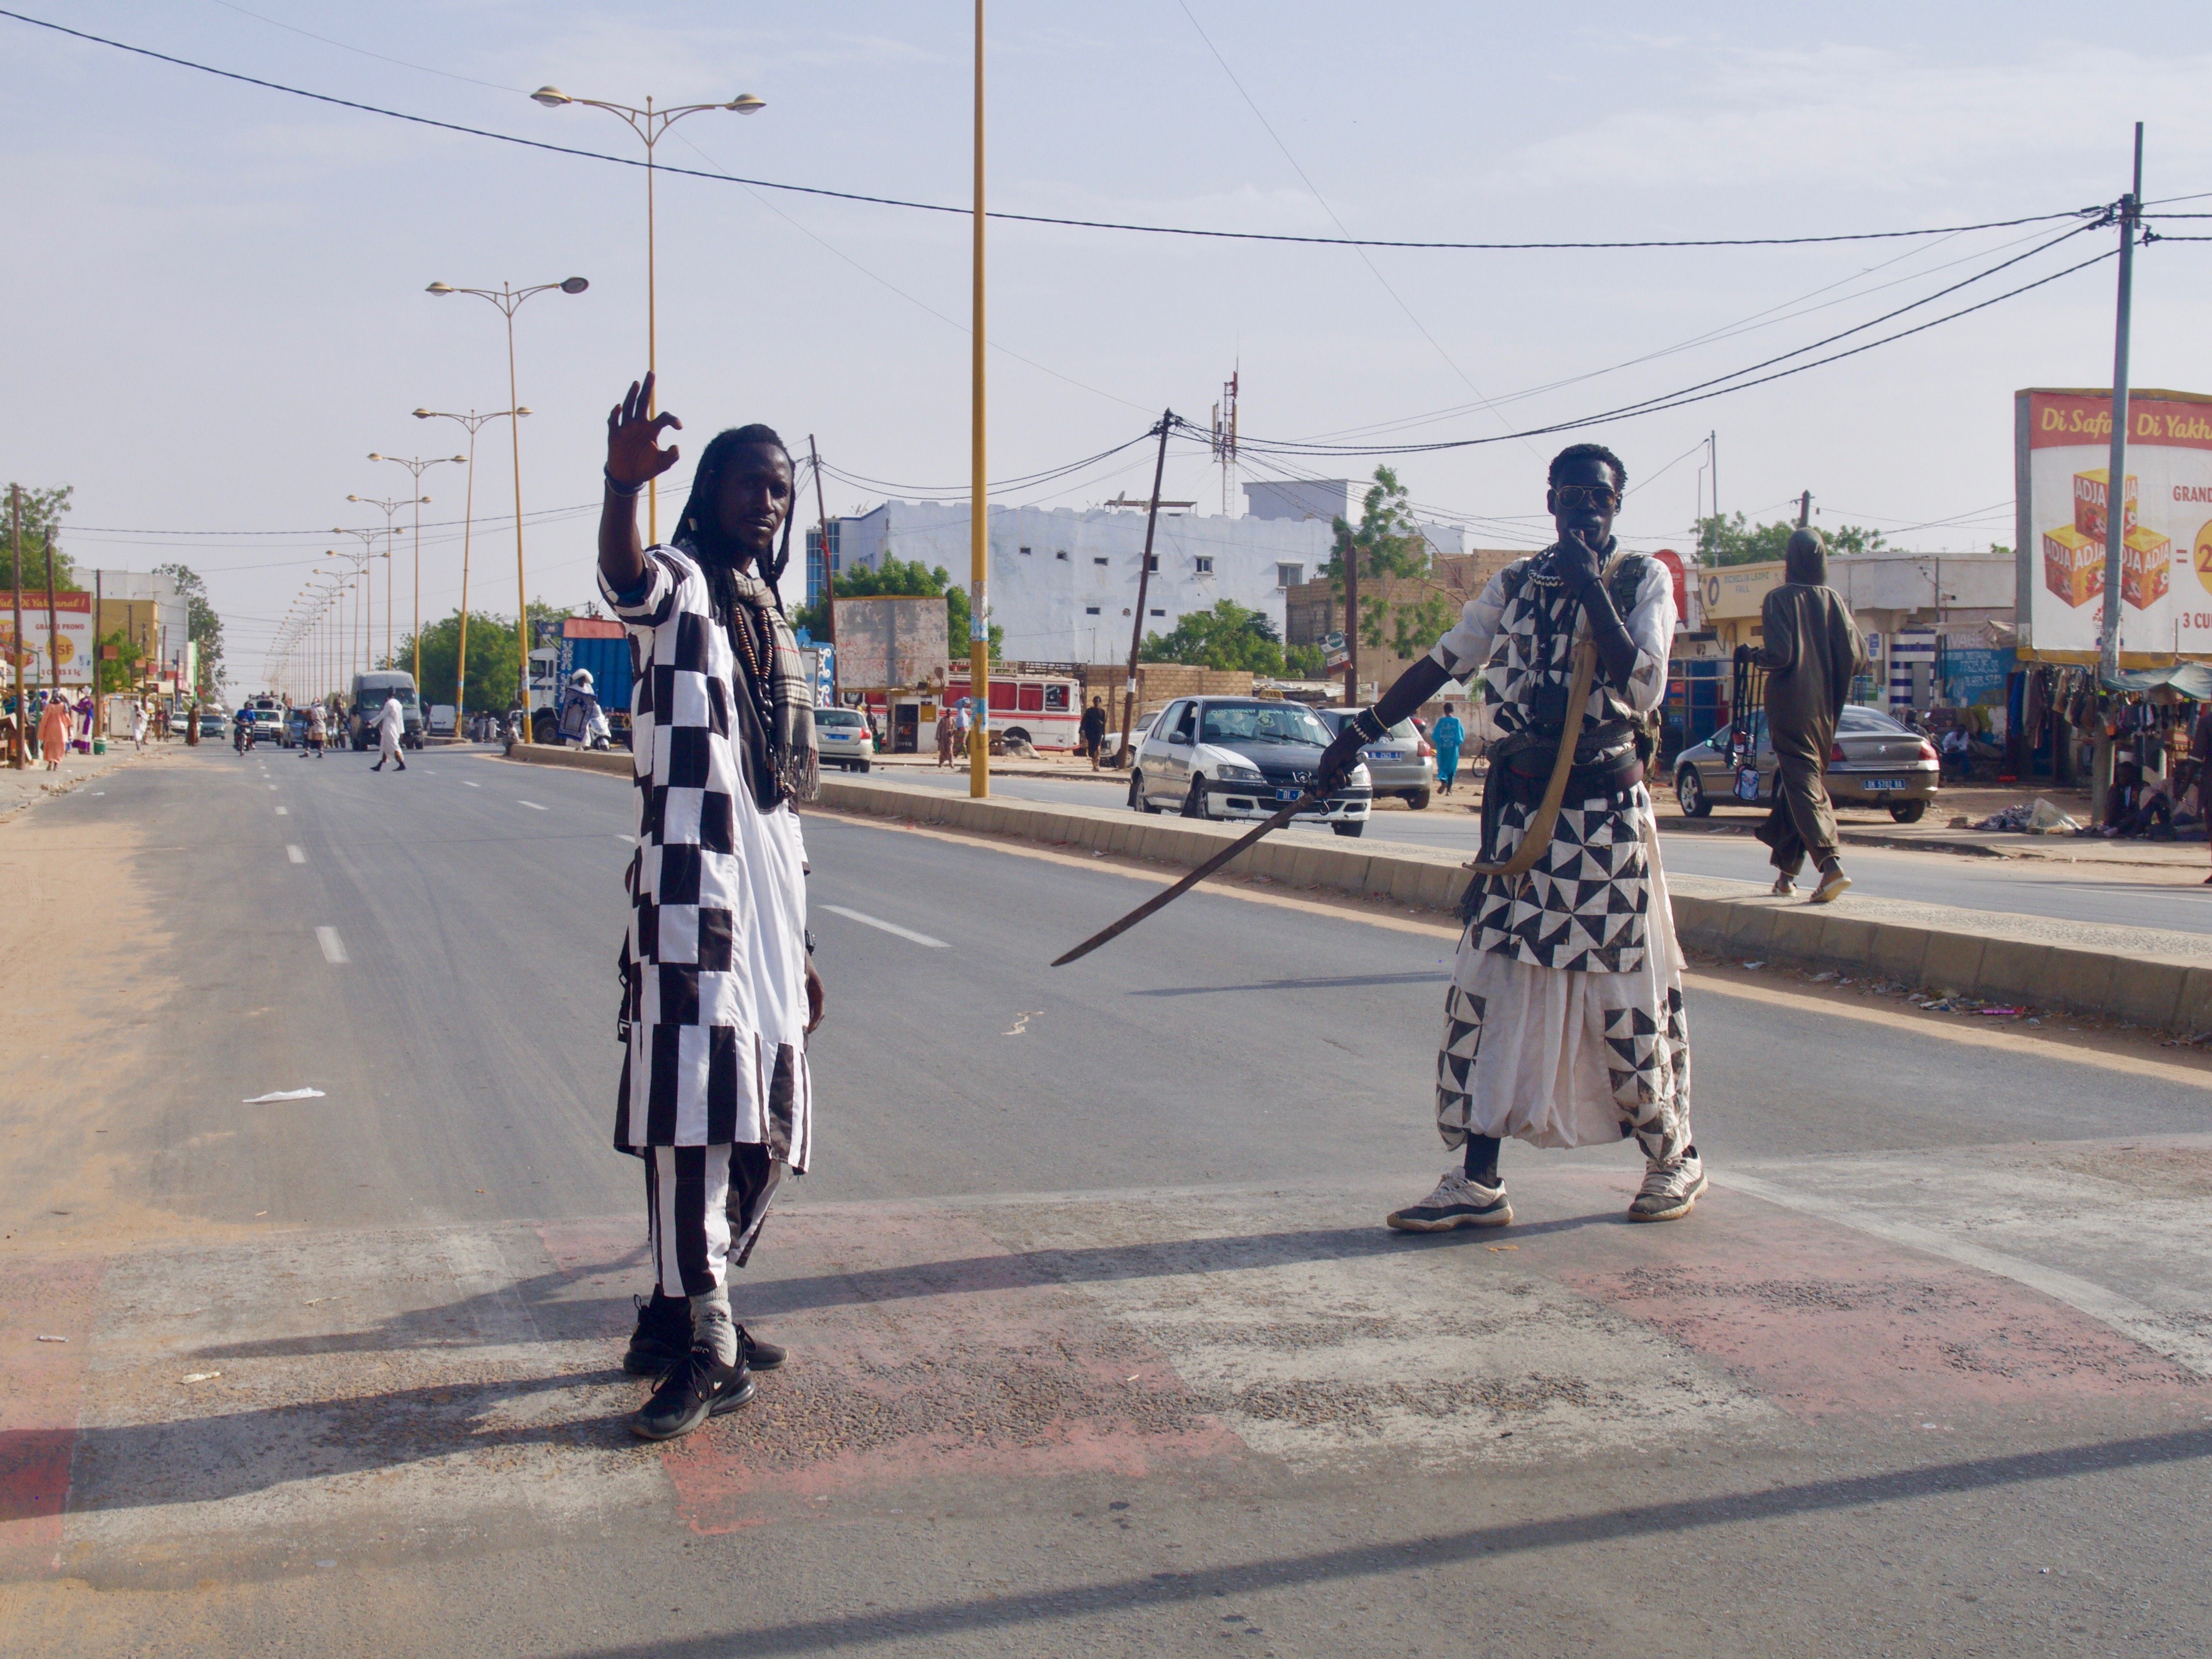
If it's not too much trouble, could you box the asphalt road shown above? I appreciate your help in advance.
[6,743,2211,1658]
[880,763,2212,934]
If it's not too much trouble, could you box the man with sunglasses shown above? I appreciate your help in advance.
[1317,443,1700,1230]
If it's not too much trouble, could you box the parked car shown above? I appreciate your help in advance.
[815,706,874,772]
[1315,707,1438,808]
[1673,703,1941,823]
[1100,710,1159,763]
[198,709,228,738]
[1129,696,1371,836]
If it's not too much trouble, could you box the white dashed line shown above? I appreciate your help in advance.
[267,784,277,791]
[517,800,547,811]
[616,833,637,844]
[275,806,289,816]
[287,845,306,864]
[314,926,349,964]
[820,904,947,948]
[463,780,480,788]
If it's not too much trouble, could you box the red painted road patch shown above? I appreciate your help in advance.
[0,1255,102,1578]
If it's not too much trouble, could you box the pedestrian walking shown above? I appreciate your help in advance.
[1316,443,1703,1233]
[597,373,824,1442]
[1080,695,1107,769]
[1740,529,1866,902]
[1431,701,1465,794]
[935,703,956,768]
[369,694,407,771]
[37,693,70,772]
[953,697,973,762]
[130,698,148,753]
[305,702,326,759]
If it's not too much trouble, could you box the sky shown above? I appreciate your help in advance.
[4,1,2211,690]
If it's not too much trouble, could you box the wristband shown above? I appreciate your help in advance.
[603,469,646,499]
[1350,709,1388,743]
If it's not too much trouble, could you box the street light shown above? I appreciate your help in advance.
[426,277,588,734]
[416,406,527,740]
[325,536,381,677]
[368,452,466,694]
[531,84,761,542]
[345,493,425,670]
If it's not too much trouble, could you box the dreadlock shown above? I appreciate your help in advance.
[672,423,799,622]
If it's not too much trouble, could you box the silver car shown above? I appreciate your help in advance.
[815,706,874,772]
[1673,703,1941,824]
[1315,707,1438,809]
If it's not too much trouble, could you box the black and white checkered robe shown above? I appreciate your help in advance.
[602,545,813,1170]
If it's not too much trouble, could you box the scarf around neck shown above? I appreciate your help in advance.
[714,561,819,810]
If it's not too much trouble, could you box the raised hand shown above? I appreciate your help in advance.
[606,373,683,488]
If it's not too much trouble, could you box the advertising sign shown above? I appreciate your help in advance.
[0,592,95,685]
[2015,387,2212,661]
[834,596,948,689]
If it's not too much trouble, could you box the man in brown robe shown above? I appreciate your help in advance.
[1742,529,1865,903]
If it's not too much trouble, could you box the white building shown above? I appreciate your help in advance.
[84,568,193,688]
[807,481,1470,667]
[816,501,1335,666]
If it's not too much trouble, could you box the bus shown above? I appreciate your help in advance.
[941,663,1082,751]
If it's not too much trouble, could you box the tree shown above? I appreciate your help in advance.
[153,563,223,693]
[1327,468,1454,661]
[1140,598,1287,673]
[395,601,565,712]
[794,553,1002,659]
[95,629,146,695]
[1284,642,1325,678]
[1698,513,1889,565]
[1,483,76,590]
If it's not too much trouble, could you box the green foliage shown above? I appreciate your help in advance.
[396,601,564,710]
[1324,467,1446,658]
[153,563,223,692]
[95,629,145,695]
[1,483,75,590]
[1698,513,1890,565]
[1140,598,1286,673]
[795,554,1001,659]
[1284,642,1326,678]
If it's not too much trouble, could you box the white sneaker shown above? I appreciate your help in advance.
[1386,1168,1512,1233]
[1628,1153,1707,1222]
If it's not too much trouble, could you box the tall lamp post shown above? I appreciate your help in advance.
[416,405,526,739]
[426,277,588,735]
[321,544,374,683]
[331,526,392,669]
[530,85,761,544]
[345,493,424,671]
[367,453,465,692]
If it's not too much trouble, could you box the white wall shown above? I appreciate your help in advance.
[833,502,1335,665]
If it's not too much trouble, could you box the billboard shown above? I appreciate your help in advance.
[2015,387,2212,661]
[833,596,948,689]
[0,592,95,685]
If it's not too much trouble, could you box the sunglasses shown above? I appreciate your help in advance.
[1553,483,1621,512]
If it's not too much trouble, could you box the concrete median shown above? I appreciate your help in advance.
[508,751,2212,1035]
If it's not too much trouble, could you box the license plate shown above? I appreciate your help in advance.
[1864,778,1907,791]
[1364,747,1401,761]
[1276,787,1303,802]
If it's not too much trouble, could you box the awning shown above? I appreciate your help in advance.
[2099,661,2212,698]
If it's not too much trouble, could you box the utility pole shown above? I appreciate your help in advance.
[44,525,60,709]
[1117,413,1175,767]
[1343,519,1360,704]
[2092,121,2145,825]
[967,0,990,799]
[808,434,838,705]
[1797,491,1812,529]
[8,486,24,768]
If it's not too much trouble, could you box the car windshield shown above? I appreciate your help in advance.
[817,709,863,728]
[1839,705,1908,735]
[1200,702,1332,746]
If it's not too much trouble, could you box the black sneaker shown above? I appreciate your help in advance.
[629,1345,753,1441]
[737,1324,785,1372]
[1385,1168,1513,1232]
[623,1290,692,1376]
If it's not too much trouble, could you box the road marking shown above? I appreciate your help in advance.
[286,844,305,864]
[616,833,637,844]
[517,800,547,811]
[464,780,480,788]
[314,926,349,965]
[275,806,289,816]
[267,784,277,791]
[820,903,947,948]
[1717,1168,2212,1378]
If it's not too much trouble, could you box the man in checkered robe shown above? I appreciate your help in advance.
[1316,443,1702,1232]
[597,374,825,1441]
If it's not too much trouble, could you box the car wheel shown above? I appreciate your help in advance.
[855,758,869,774]
[1676,768,1711,818]
[1407,789,1431,811]
[1888,800,1927,824]
[1333,819,1365,838]
[1129,769,1155,813]
[1182,775,1210,819]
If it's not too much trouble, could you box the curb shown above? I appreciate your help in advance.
[502,747,2212,1037]
[811,776,2212,1036]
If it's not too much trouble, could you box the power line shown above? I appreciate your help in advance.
[0,8,2117,254]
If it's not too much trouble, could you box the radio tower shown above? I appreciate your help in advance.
[1211,366,1239,516]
